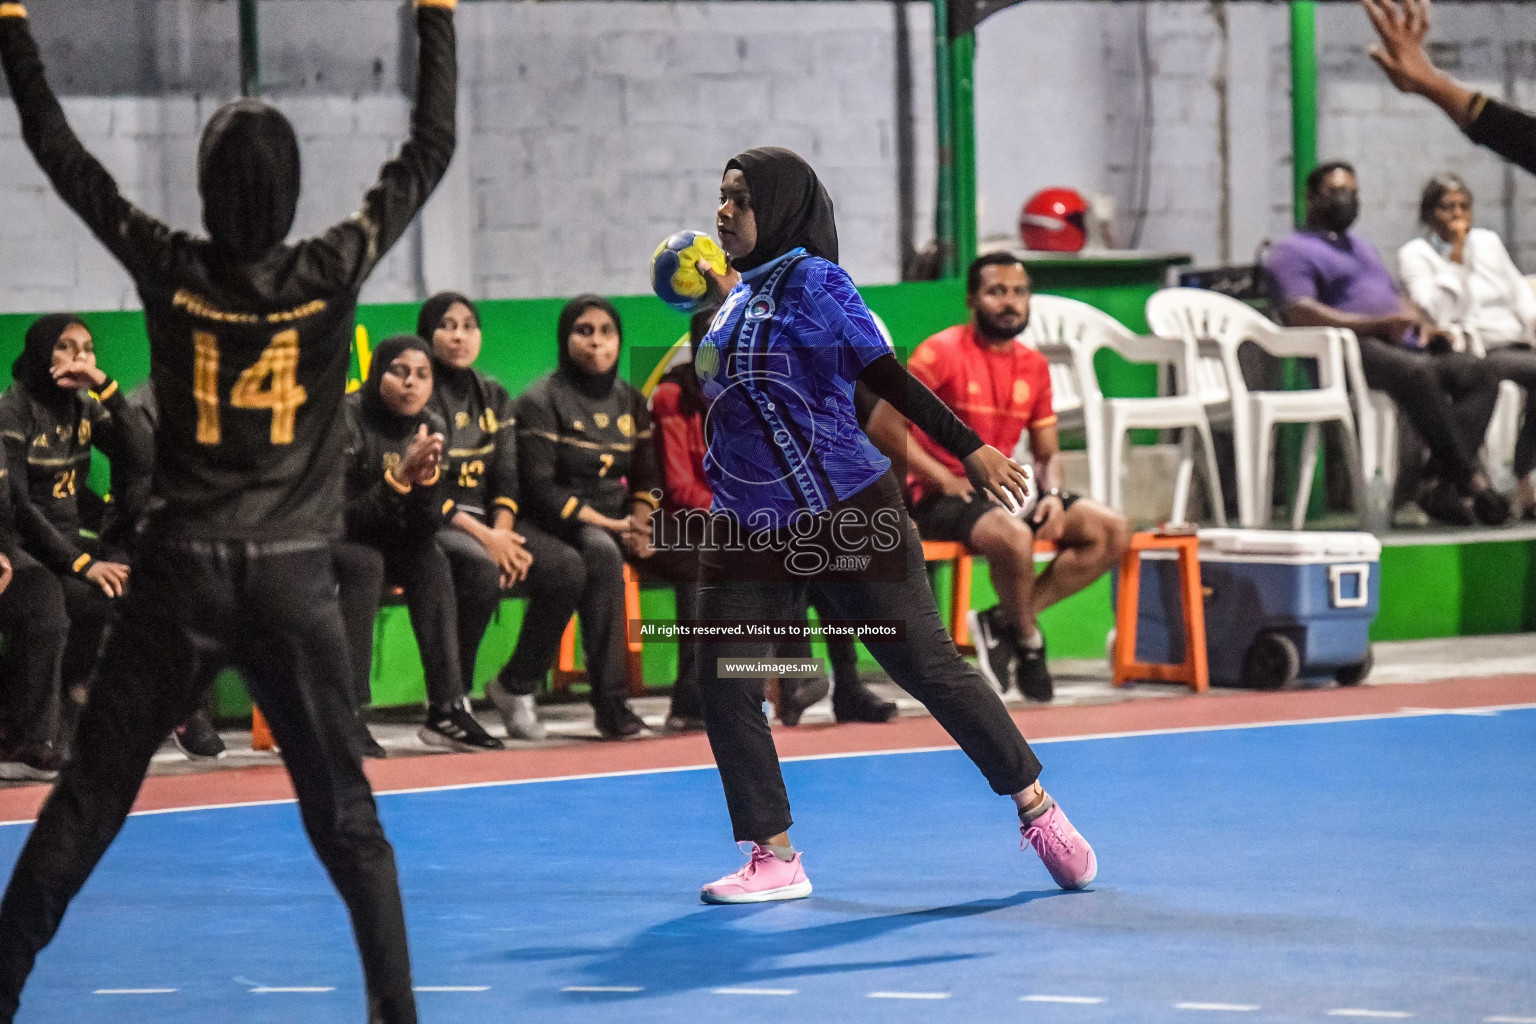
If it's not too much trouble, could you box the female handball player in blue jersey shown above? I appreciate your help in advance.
[688,147,1097,903]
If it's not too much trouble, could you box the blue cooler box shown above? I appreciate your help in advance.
[1116,529,1380,689]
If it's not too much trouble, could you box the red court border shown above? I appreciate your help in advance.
[2,673,1532,824]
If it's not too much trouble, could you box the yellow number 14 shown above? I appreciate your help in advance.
[193,329,308,445]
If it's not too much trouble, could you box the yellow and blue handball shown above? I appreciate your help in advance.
[651,230,729,313]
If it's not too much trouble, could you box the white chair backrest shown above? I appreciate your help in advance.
[1146,288,1286,405]
[1021,293,1143,406]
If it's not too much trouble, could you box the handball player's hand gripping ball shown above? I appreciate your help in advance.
[651,230,730,312]
[963,447,1039,520]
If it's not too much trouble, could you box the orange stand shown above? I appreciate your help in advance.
[1112,531,1208,692]
[251,706,276,751]
[921,538,1057,651]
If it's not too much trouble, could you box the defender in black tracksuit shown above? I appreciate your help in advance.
[0,2,458,1021]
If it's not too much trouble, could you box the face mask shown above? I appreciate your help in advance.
[1314,191,1359,234]
[1428,232,1456,258]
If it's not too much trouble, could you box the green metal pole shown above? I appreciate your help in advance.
[239,0,260,97]
[950,30,979,272]
[1289,0,1317,227]
[932,0,958,278]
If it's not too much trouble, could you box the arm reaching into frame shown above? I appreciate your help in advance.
[1362,0,1536,173]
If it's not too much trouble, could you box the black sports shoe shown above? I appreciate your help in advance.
[173,710,227,761]
[967,605,1016,694]
[832,679,898,723]
[1016,635,1054,702]
[594,700,646,739]
[419,705,505,752]
[1473,487,1512,526]
[1418,481,1475,527]
[357,717,388,760]
[776,677,831,727]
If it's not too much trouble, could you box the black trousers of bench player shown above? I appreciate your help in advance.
[697,510,1042,844]
[0,541,416,1024]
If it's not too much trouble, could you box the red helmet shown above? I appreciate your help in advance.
[1020,188,1089,252]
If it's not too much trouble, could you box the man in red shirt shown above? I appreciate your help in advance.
[892,252,1129,701]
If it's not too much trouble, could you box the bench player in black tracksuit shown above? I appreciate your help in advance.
[0,2,458,1021]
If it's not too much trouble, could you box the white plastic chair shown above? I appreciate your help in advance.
[1147,288,1366,530]
[1022,294,1226,525]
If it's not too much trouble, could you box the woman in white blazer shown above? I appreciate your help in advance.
[1400,173,1536,516]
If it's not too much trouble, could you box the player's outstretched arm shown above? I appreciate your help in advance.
[1362,0,1536,174]
[0,3,174,274]
[309,0,458,288]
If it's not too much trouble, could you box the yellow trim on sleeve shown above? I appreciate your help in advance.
[72,553,92,573]
[1031,415,1058,429]
[0,4,28,20]
[384,468,412,494]
[422,465,441,487]
[494,496,519,514]
[442,499,455,516]
[560,496,580,519]
[95,379,119,401]
[1468,92,1489,124]
[416,0,455,8]
[635,491,661,510]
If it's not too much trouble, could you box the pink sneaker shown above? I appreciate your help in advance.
[700,843,813,905]
[1021,802,1097,890]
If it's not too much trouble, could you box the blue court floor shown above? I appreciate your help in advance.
[3,709,1534,1023]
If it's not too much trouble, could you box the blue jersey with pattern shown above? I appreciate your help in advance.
[695,249,892,527]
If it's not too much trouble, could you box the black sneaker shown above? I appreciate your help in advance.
[966,605,1016,694]
[832,679,898,723]
[1473,487,1512,526]
[1418,481,1475,527]
[0,743,62,782]
[357,717,388,760]
[418,705,505,753]
[594,700,646,739]
[1016,636,1054,702]
[172,710,226,761]
[776,677,830,727]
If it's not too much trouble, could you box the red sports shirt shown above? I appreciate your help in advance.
[905,323,1055,503]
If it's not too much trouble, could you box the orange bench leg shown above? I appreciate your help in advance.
[950,554,973,649]
[251,705,275,751]
[1112,532,1208,693]
[623,564,645,696]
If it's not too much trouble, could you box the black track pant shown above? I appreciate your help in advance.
[0,553,66,747]
[0,541,416,1024]
[699,518,1041,843]
[333,541,385,710]
[1358,336,1498,491]
[1484,346,1536,479]
[378,535,465,709]
[496,521,628,705]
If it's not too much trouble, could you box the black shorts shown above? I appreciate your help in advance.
[910,490,1080,544]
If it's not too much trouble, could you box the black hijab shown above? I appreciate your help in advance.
[556,294,623,400]
[360,334,436,435]
[12,313,88,414]
[198,99,301,261]
[726,147,839,272]
[417,291,481,398]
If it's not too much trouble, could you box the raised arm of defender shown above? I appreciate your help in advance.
[0,4,175,276]
[306,0,459,290]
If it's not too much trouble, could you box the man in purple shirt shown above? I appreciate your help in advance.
[1266,160,1505,526]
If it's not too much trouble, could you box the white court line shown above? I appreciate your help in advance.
[1485,1017,1536,1023]
[413,986,490,992]
[869,991,950,999]
[248,986,335,994]
[1328,1011,1413,1019]
[93,988,177,995]
[1022,994,1105,1004]
[1177,1003,1260,1012]
[712,987,798,996]
[6,701,1534,827]
[561,985,643,993]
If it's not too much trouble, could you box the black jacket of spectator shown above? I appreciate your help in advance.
[514,299,661,530]
[345,336,454,544]
[0,318,149,576]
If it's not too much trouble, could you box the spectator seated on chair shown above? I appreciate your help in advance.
[0,443,68,782]
[0,315,151,771]
[874,252,1129,703]
[1266,160,1507,527]
[345,334,502,755]
[1399,173,1536,519]
[490,295,657,741]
